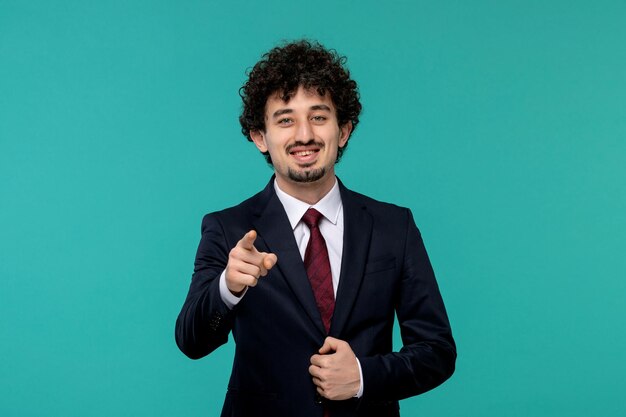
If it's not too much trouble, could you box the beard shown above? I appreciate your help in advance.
[287,166,327,183]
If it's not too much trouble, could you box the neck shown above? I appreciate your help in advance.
[275,174,336,205]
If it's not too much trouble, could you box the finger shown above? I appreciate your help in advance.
[233,261,262,279]
[243,252,276,278]
[228,271,260,288]
[233,247,267,267]
[308,364,321,378]
[256,253,272,277]
[262,253,278,271]
[311,376,323,388]
[310,354,327,368]
[318,336,340,354]
[238,230,257,250]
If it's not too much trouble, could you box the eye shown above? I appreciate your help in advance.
[311,115,327,122]
[278,118,293,125]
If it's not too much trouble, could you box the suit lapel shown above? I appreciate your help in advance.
[252,181,327,335]
[331,182,373,337]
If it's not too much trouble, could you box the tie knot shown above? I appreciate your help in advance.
[302,208,324,229]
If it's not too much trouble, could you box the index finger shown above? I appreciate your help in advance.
[238,230,257,250]
[310,354,327,368]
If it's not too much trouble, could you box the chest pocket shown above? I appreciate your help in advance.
[364,255,396,275]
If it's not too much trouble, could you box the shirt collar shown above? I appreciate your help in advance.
[274,178,342,230]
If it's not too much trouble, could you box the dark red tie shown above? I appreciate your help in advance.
[302,208,335,333]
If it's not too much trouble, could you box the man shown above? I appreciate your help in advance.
[175,40,456,417]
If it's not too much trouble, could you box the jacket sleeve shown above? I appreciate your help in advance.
[358,209,456,400]
[175,213,235,359]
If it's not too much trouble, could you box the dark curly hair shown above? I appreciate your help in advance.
[239,40,362,164]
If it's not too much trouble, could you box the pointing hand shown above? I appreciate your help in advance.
[225,230,277,295]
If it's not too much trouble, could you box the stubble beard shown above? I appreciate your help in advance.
[287,166,326,183]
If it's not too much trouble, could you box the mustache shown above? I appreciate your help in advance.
[286,140,325,153]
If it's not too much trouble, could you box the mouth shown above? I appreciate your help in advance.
[287,143,323,165]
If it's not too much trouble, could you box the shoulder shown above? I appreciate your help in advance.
[340,185,421,238]
[341,184,412,219]
[346,188,407,212]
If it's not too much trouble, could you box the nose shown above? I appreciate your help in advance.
[295,119,314,142]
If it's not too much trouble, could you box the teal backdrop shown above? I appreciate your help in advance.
[1,1,625,416]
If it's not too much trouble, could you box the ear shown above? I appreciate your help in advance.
[250,130,268,153]
[338,121,353,148]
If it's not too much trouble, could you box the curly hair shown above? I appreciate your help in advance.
[239,40,362,164]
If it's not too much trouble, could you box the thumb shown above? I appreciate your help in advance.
[318,336,339,354]
[263,253,278,270]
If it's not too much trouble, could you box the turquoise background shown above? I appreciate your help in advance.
[1,1,625,415]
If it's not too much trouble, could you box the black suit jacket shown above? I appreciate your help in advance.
[176,179,456,417]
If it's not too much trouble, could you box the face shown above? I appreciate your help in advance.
[250,86,352,196]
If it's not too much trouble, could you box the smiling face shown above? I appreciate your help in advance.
[250,86,352,200]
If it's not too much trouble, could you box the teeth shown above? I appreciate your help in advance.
[294,150,315,156]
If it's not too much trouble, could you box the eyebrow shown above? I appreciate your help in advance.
[310,104,332,112]
[272,108,293,118]
[271,104,332,119]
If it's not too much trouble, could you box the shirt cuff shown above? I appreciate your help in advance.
[355,357,364,398]
[219,269,247,309]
